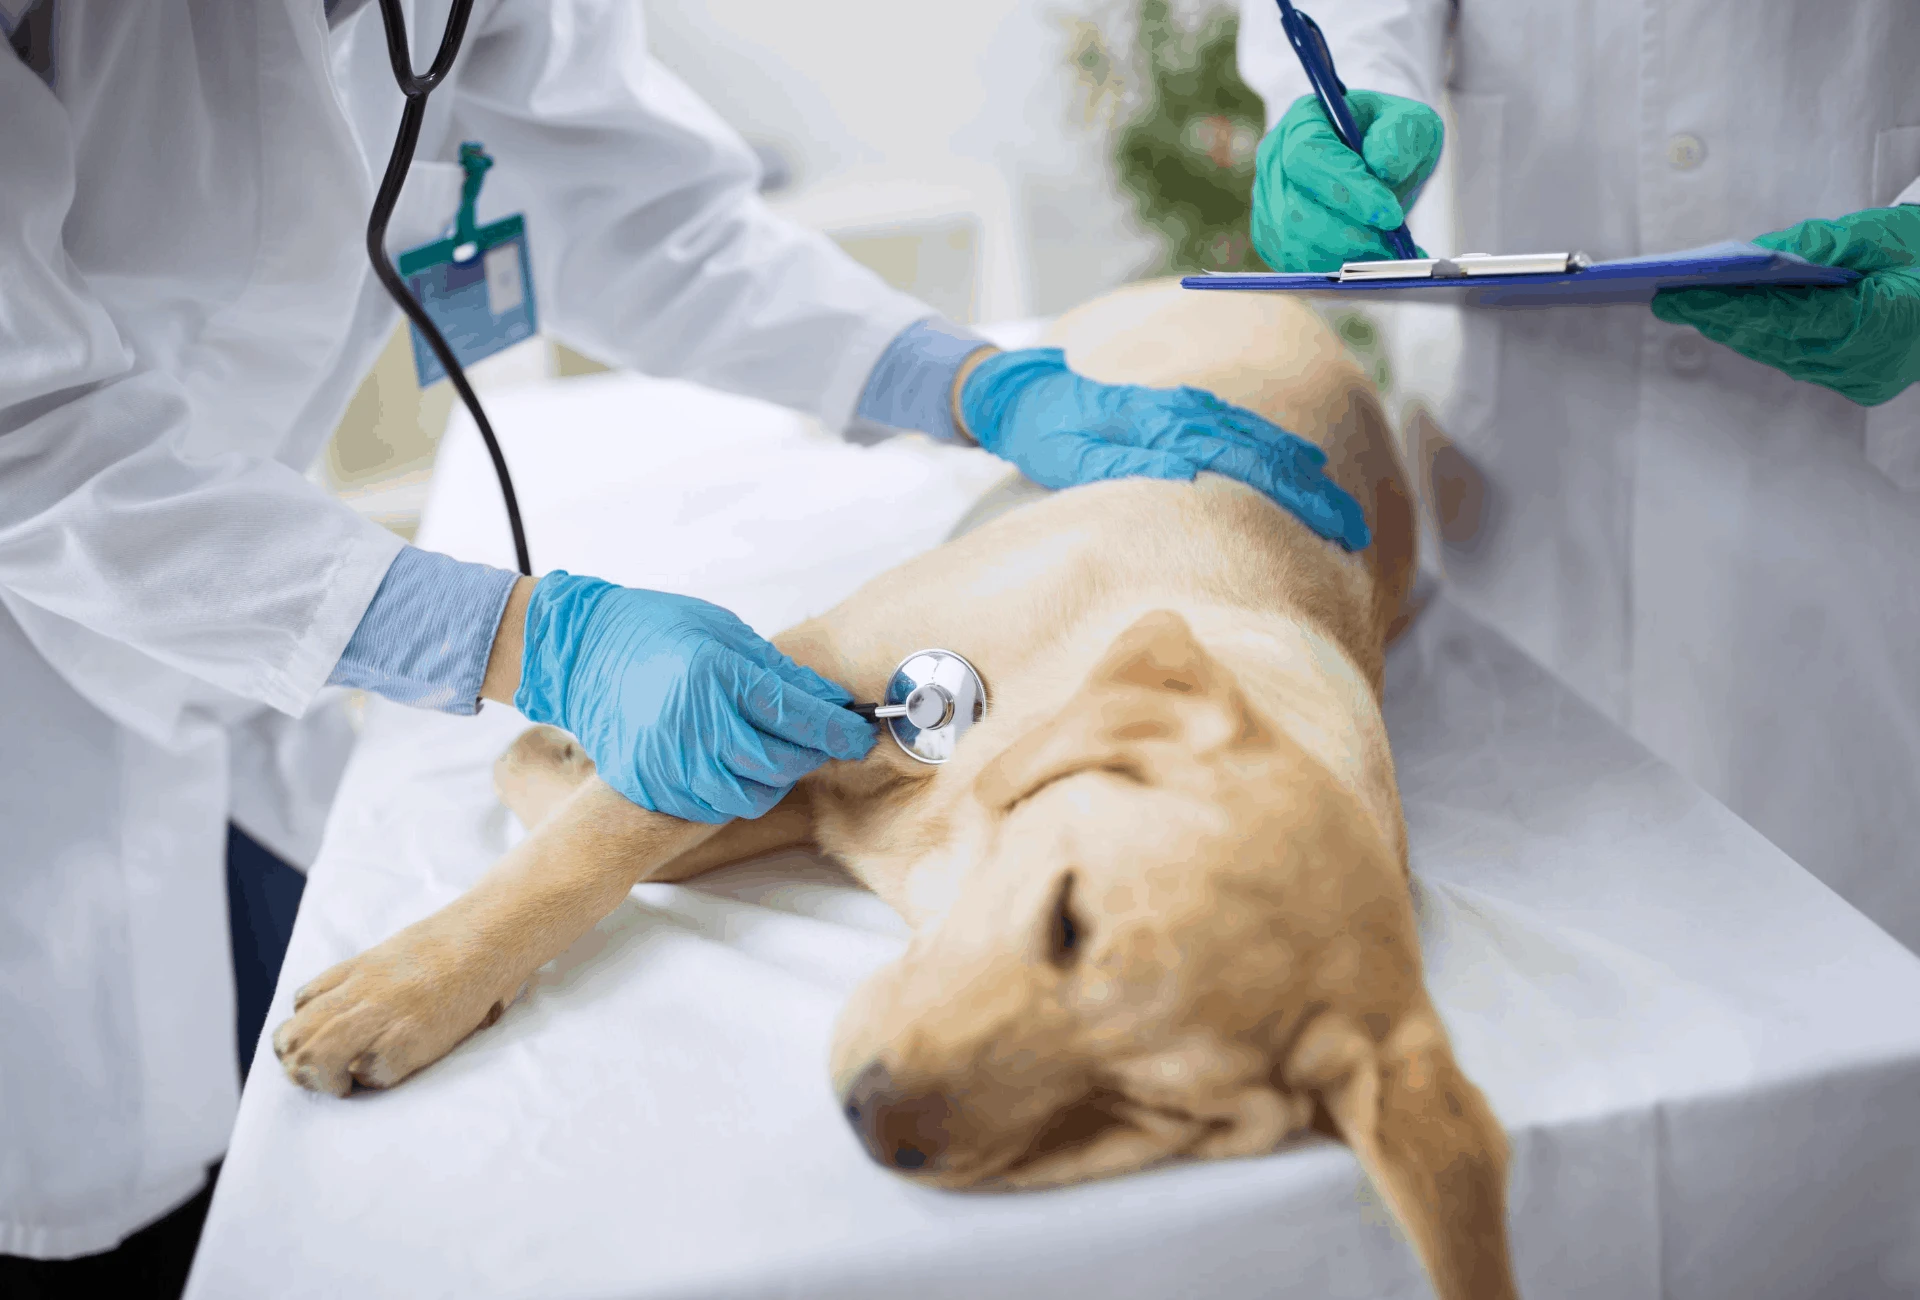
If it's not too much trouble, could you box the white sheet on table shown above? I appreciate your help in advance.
[188,369,1920,1300]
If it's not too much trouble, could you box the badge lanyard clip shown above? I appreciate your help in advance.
[452,141,493,257]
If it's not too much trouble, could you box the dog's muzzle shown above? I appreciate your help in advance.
[841,1061,955,1172]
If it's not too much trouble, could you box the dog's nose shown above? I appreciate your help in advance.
[841,1060,953,1172]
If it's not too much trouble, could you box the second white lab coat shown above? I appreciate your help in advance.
[0,0,927,1257]
[1240,0,1920,952]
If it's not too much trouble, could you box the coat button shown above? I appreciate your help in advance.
[1666,133,1706,171]
[1666,333,1708,375]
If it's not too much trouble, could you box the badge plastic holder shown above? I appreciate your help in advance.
[397,142,540,387]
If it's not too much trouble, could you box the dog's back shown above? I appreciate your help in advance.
[1043,279,1419,667]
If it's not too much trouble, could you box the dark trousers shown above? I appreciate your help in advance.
[223,825,307,1082]
[0,826,304,1300]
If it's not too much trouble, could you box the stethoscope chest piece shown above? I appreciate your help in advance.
[867,649,987,765]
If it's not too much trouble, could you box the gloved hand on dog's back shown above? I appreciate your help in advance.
[513,573,874,822]
[959,348,1372,552]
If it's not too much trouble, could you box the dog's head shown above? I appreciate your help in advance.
[832,610,1513,1300]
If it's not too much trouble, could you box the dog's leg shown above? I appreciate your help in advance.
[495,722,817,880]
[273,777,718,1096]
[647,786,818,880]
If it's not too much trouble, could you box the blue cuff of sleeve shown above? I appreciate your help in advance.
[327,546,521,715]
[855,317,992,444]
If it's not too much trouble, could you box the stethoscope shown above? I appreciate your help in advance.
[367,1,987,763]
[367,0,530,575]
[848,649,989,765]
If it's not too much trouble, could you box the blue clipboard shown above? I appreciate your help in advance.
[1180,241,1858,307]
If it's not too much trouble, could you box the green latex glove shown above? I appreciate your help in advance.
[1651,205,1920,406]
[1251,91,1444,273]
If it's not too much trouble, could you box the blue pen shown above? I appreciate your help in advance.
[1272,0,1419,261]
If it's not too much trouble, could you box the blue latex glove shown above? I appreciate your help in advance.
[514,573,875,822]
[959,349,1371,551]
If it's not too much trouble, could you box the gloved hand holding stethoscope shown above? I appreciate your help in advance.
[500,576,875,823]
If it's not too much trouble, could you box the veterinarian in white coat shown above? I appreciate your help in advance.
[0,0,1371,1277]
[1240,0,1920,951]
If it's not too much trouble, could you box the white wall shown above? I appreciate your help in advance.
[640,0,1161,319]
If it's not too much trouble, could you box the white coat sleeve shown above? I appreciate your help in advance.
[1235,0,1453,126]
[0,58,404,719]
[1864,176,1920,490]
[448,0,935,433]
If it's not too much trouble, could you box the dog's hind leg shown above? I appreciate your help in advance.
[495,724,597,829]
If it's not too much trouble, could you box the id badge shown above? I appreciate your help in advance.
[397,216,540,388]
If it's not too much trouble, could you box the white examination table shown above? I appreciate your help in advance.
[188,354,1920,1300]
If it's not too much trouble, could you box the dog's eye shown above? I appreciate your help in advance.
[1047,870,1084,970]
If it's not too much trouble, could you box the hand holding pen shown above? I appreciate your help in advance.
[1250,2,1446,272]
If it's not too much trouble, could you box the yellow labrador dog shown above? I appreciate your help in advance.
[274,280,1517,1300]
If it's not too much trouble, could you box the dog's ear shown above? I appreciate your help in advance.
[1284,1012,1518,1300]
[975,610,1267,811]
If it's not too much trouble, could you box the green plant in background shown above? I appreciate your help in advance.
[1059,2,1395,395]
[1111,0,1265,274]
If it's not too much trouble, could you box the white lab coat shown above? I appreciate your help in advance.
[0,0,927,1258]
[1240,0,1920,951]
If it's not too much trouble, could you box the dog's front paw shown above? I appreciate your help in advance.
[271,916,520,1097]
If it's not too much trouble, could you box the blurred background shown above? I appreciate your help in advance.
[317,0,1465,538]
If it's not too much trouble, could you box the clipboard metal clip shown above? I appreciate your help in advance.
[1336,251,1594,282]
